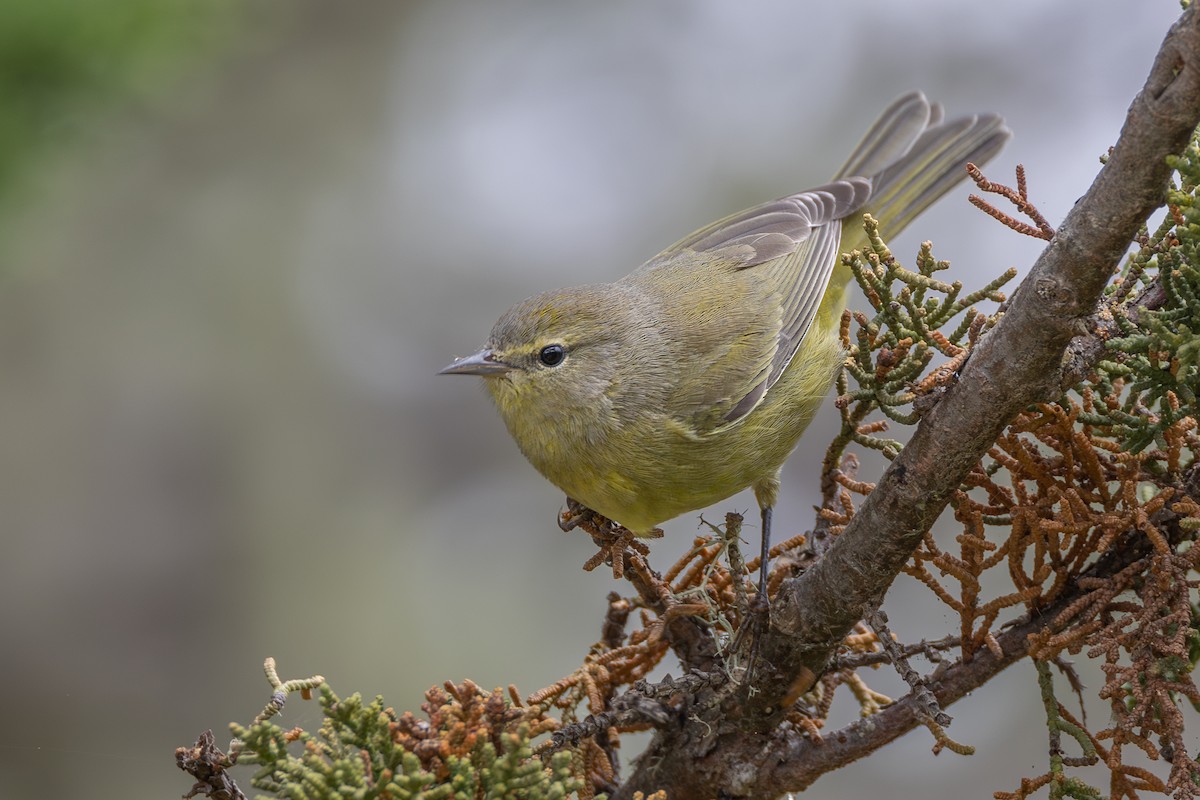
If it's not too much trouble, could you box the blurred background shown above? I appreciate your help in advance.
[0,1,1186,797]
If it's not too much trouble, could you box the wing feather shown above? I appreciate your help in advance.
[630,178,869,428]
[620,91,1009,432]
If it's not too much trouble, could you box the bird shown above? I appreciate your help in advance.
[441,92,1010,596]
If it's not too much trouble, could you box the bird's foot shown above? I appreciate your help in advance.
[559,499,658,578]
[729,592,771,690]
[557,497,595,531]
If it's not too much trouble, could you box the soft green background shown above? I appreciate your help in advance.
[0,2,1184,798]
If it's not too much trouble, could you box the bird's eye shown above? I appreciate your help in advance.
[538,344,565,367]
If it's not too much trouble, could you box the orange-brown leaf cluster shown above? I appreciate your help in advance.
[389,679,557,782]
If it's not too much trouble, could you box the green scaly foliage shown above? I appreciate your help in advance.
[231,684,586,800]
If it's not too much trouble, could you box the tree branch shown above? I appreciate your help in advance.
[615,6,1200,798]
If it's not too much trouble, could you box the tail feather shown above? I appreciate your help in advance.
[822,92,1010,295]
[834,91,933,180]
[835,91,1011,241]
[866,111,1011,237]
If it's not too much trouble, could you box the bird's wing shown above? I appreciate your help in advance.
[632,179,869,429]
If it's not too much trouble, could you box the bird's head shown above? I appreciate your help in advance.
[440,286,636,430]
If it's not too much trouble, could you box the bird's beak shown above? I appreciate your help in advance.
[438,349,514,376]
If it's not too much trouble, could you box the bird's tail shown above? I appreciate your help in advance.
[836,91,1011,249]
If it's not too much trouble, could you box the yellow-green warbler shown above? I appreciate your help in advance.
[442,92,1009,594]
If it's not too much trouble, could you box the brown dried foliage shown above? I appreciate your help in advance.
[827,384,1199,797]
[968,163,1056,241]
[389,679,560,783]
[523,509,902,789]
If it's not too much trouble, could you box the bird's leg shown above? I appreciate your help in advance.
[758,505,772,598]
[727,500,774,691]
[731,508,772,691]
[752,473,781,602]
